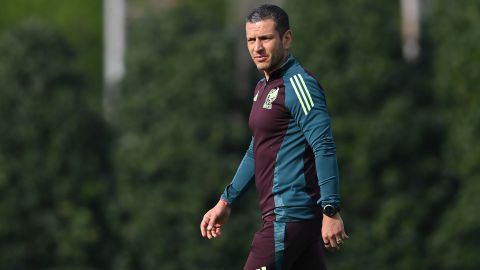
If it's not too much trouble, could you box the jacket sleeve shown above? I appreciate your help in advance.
[285,73,340,206]
[220,138,255,204]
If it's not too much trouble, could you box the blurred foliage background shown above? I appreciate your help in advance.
[0,0,479,269]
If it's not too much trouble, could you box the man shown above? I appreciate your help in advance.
[200,4,348,270]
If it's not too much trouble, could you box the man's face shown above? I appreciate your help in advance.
[246,19,291,75]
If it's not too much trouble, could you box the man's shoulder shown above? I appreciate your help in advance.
[283,63,321,93]
[282,62,325,112]
[283,60,319,86]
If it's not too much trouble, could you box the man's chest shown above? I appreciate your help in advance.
[249,82,292,136]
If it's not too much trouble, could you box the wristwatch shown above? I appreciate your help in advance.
[322,204,340,217]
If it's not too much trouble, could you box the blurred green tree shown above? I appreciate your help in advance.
[287,1,447,269]
[111,1,480,269]
[112,4,258,270]
[3,1,471,269]
[0,0,102,107]
[428,1,480,269]
[0,21,113,269]
[113,1,480,269]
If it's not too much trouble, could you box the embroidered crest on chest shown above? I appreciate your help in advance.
[262,87,279,109]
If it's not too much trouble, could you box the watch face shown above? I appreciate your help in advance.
[323,205,336,217]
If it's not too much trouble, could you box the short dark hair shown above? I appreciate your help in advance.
[246,4,290,37]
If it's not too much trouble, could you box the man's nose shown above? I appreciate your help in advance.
[254,40,264,51]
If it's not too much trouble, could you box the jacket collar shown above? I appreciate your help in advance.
[266,53,295,82]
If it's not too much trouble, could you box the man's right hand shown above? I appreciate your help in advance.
[200,199,231,239]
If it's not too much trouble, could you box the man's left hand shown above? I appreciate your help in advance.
[322,213,349,252]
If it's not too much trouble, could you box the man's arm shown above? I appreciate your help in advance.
[286,74,340,206]
[285,72,348,250]
[220,138,255,204]
[200,139,255,239]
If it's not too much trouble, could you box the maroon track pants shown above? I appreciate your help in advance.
[244,218,327,270]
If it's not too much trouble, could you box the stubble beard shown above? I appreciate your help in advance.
[257,50,286,75]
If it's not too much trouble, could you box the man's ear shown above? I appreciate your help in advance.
[283,30,292,49]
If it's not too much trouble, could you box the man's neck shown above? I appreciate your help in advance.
[263,53,289,81]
